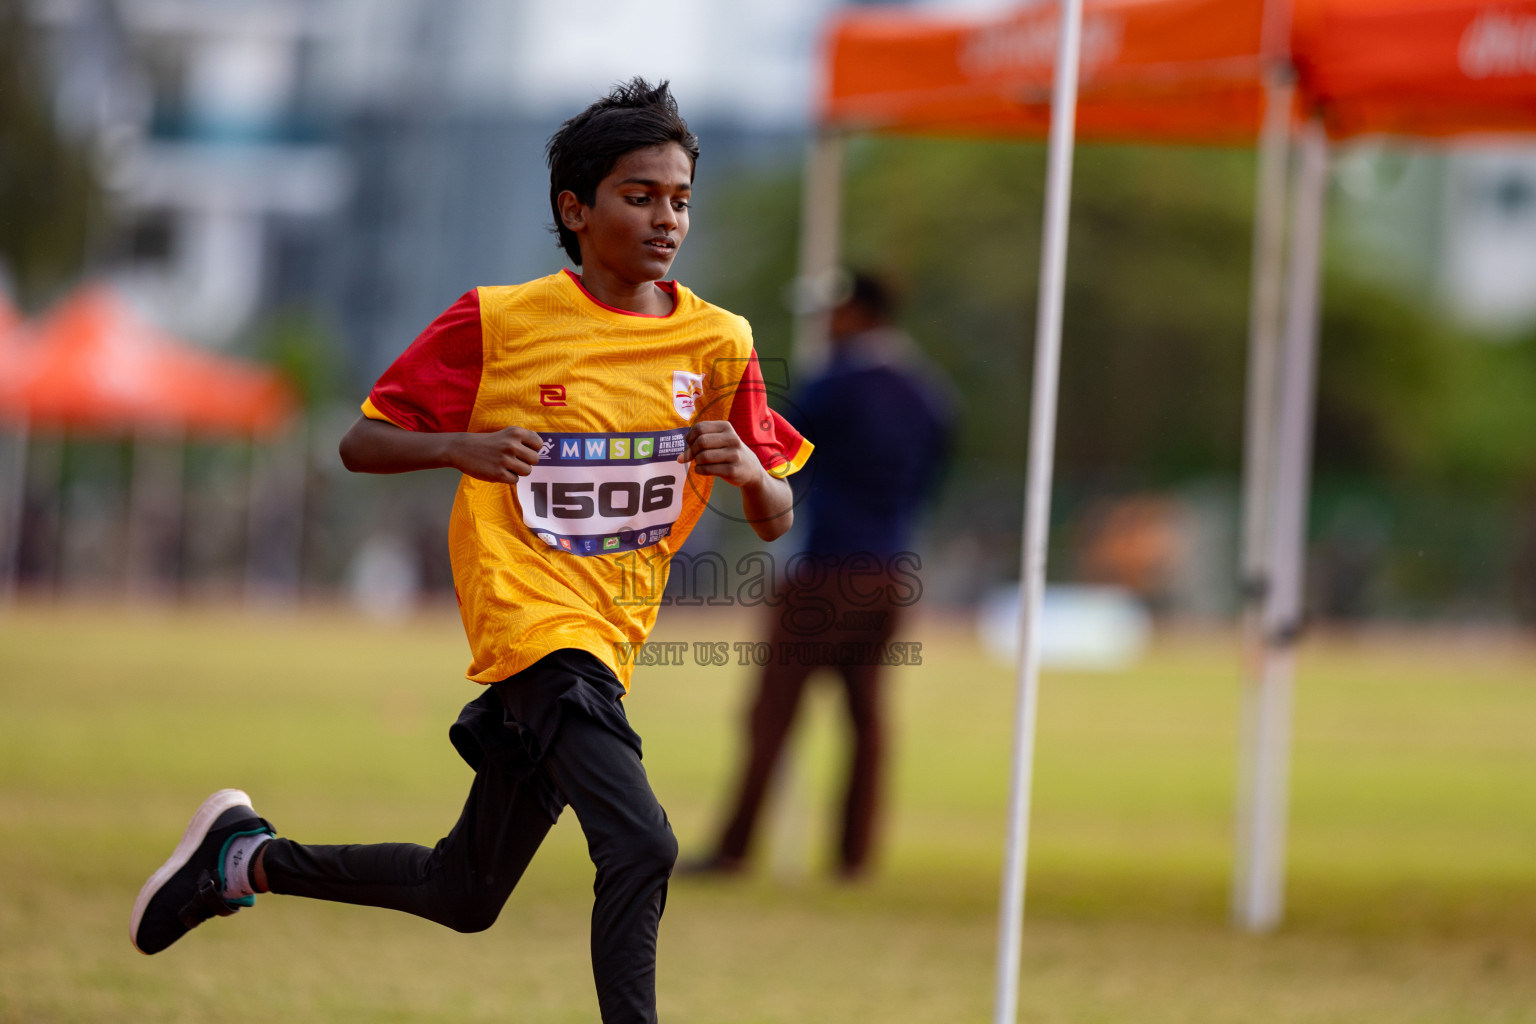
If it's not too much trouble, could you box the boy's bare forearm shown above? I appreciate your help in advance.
[339,417,458,474]
[338,416,542,483]
[741,472,793,542]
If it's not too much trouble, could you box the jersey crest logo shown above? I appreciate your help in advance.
[672,371,704,419]
[539,383,567,407]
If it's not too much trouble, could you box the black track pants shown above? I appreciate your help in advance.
[261,653,677,1024]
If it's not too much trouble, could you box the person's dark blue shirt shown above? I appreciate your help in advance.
[787,329,955,559]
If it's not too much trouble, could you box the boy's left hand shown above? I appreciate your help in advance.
[678,420,765,489]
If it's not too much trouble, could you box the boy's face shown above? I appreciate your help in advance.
[560,143,693,285]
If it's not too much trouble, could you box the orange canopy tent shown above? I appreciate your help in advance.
[0,285,294,438]
[822,0,1536,141]
[0,285,298,601]
[824,0,1270,141]
[1296,0,1536,138]
[799,1,1536,1005]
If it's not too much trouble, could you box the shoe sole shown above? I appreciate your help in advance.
[130,788,253,955]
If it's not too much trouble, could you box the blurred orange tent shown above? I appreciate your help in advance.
[0,285,295,438]
[823,0,1536,141]
[1295,0,1536,138]
[823,0,1269,141]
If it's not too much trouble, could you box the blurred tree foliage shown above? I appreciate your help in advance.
[0,5,100,308]
[702,135,1536,499]
[245,307,349,409]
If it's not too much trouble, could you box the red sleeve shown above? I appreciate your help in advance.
[726,350,814,479]
[364,289,483,432]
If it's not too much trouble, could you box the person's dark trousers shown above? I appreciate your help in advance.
[260,651,677,1024]
[713,572,902,874]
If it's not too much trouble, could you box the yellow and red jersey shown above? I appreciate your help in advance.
[361,269,812,689]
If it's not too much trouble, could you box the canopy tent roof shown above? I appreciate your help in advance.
[824,0,1268,141]
[823,0,1536,142]
[0,285,296,437]
[1297,0,1536,138]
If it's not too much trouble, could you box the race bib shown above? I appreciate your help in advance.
[518,429,690,556]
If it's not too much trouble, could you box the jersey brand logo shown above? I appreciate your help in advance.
[672,371,704,419]
[539,384,567,407]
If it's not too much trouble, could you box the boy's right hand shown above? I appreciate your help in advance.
[448,426,545,483]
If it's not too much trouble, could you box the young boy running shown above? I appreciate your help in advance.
[130,78,811,1024]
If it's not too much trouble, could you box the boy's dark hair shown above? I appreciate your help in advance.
[545,78,700,265]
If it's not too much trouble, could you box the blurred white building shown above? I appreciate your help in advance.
[28,0,350,344]
[1441,149,1536,332]
[23,0,878,360]
[1333,141,1536,336]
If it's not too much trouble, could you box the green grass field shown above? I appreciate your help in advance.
[2,604,1533,1023]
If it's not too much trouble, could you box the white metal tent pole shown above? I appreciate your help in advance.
[993,0,1086,1020]
[1235,118,1328,932]
[126,429,184,600]
[245,418,308,605]
[1232,66,1296,929]
[244,434,261,604]
[126,429,151,599]
[790,131,846,374]
[1238,74,1294,614]
[0,422,28,602]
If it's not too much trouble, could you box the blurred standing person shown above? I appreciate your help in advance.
[690,271,956,879]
